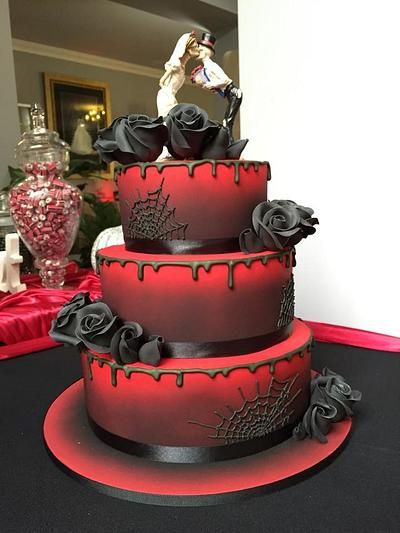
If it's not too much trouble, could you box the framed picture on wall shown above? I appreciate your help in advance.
[43,73,112,171]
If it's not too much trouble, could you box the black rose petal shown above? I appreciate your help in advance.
[239,228,266,254]
[138,335,164,366]
[49,292,92,345]
[167,121,193,159]
[75,302,122,353]
[94,114,168,164]
[110,322,144,365]
[226,138,248,159]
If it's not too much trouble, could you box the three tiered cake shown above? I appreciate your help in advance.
[45,31,360,503]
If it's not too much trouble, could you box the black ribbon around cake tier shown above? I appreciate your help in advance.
[88,416,299,464]
[161,326,291,358]
[125,237,240,254]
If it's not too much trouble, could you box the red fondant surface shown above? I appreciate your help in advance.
[43,378,351,504]
[83,319,311,447]
[98,245,293,345]
[117,160,269,243]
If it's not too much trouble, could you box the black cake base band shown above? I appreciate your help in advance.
[88,416,298,464]
[125,237,240,255]
[161,326,291,358]
[43,379,352,506]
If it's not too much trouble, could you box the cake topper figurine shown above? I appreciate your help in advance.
[191,32,243,144]
[95,30,248,164]
[157,32,199,118]
[157,31,243,145]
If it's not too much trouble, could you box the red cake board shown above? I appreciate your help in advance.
[43,379,351,507]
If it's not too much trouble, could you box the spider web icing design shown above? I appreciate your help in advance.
[277,275,295,328]
[189,374,301,444]
[126,178,187,240]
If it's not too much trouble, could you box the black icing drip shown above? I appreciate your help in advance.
[83,337,312,388]
[117,159,270,185]
[97,248,294,290]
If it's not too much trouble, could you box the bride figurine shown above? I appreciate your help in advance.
[157,32,199,118]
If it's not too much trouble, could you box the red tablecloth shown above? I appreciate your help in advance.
[0,263,101,360]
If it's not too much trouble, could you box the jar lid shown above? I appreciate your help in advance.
[15,103,70,171]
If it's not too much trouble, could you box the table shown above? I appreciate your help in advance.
[1,341,399,532]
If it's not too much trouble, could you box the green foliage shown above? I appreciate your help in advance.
[64,159,105,179]
[75,192,121,267]
[2,166,26,192]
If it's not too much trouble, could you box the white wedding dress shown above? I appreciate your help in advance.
[71,119,94,155]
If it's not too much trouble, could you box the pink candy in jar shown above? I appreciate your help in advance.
[11,104,83,288]
[9,161,82,288]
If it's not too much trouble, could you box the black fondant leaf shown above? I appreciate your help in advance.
[226,138,248,159]
[138,335,163,366]
[201,125,229,159]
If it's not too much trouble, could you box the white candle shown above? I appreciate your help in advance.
[0,233,26,293]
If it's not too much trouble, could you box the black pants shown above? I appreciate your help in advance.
[223,83,243,143]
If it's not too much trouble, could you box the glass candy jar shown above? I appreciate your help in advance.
[9,104,82,288]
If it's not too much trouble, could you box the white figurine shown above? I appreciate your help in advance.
[0,233,26,293]
[191,33,243,143]
[157,31,200,118]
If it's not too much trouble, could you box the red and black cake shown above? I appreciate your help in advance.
[45,32,361,502]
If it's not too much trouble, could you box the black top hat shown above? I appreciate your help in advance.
[198,32,216,54]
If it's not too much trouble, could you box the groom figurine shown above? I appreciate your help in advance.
[191,32,243,143]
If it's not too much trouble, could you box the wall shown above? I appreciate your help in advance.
[13,50,215,120]
[238,0,400,337]
[0,0,20,188]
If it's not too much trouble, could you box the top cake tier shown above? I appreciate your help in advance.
[116,159,270,255]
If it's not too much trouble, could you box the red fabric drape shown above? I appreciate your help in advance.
[305,320,400,353]
[0,263,101,360]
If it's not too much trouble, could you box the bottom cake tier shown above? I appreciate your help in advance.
[82,319,312,463]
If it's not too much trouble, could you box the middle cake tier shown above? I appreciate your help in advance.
[97,245,295,358]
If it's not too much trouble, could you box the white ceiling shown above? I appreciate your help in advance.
[9,0,237,68]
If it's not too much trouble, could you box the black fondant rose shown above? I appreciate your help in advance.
[239,200,319,253]
[94,114,168,164]
[49,292,92,345]
[75,302,122,353]
[110,322,144,364]
[293,368,361,443]
[272,200,319,236]
[166,103,248,160]
[110,323,163,367]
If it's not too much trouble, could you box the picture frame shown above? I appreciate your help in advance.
[43,73,112,172]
